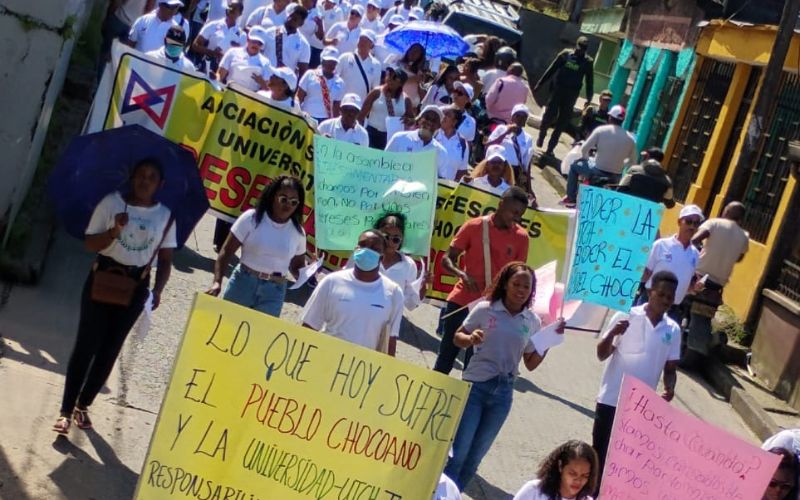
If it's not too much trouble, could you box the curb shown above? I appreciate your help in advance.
[538,164,567,197]
[702,357,778,441]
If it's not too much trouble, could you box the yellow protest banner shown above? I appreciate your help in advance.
[427,183,573,303]
[135,294,470,499]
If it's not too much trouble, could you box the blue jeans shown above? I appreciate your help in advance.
[222,264,288,317]
[445,374,514,489]
[566,158,620,200]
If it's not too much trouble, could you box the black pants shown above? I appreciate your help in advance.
[433,301,473,374]
[539,91,579,154]
[309,46,322,69]
[367,125,387,150]
[60,267,149,415]
[214,219,232,250]
[592,402,617,491]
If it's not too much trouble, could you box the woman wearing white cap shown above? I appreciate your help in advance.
[217,27,273,90]
[324,4,364,54]
[359,66,414,149]
[451,81,476,143]
[422,64,460,107]
[318,93,370,146]
[298,46,345,123]
[257,66,301,113]
[361,0,386,34]
[298,0,326,68]
[435,106,470,181]
[486,103,535,196]
[465,145,514,197]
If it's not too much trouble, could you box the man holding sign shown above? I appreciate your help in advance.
[593,270,681,490]
[302,229,404,355]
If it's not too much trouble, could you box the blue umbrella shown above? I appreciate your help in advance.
[384,21,470,59]
[48,125,209,248]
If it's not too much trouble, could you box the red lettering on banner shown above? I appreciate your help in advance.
[242,175,270,211]
[221,167,251,209]
[199,154,227,200]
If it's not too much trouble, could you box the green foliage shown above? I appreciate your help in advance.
[712,305,751,346]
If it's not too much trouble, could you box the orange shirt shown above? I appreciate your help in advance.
[446,215,529,306]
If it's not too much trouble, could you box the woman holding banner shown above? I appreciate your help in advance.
[513,440,598,500]
[443,262,564,490]
[206,175,307,317]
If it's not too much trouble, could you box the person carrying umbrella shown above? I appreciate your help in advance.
[53,158,178,435]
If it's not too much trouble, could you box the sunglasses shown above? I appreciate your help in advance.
[278,195,300,207]
[386,235,403,245]
[683,218,702,227]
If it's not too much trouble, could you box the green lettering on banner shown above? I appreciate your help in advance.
[313,136,437,256]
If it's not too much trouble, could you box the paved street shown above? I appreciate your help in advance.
[0,168,755,500]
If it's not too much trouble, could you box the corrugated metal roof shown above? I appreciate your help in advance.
[444,0,521,35]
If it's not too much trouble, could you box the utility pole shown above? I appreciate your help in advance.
[724,0,800,206]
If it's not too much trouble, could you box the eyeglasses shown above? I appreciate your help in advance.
[277,195,300,207]
[386,235,402,245]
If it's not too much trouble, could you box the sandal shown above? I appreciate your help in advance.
[73,408,93,430]
[53,416,71,435]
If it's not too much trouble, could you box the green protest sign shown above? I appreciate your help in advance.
[313,136,437,255]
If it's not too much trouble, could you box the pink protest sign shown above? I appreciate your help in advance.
[601,376,780,500]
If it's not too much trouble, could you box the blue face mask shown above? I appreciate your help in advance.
[165,44,183,59]
[352,247,381,271]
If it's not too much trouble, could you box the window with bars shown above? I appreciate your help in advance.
[736,71,800,243]
[667,59,735,203]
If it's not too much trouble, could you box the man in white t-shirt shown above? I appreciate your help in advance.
[385,105,448,174]
[319,0,346,34]
[361,0,386,34]
[261,6,311,74]
[485,103,534,195]
[325,5,364,54]
[298,47,344,122]
[593,270,681,492]
[302,230,404,355]
[336,30,381,101]
[127,0,190,53]
[318,93,370,145]
[642,204,704,323]
[217,28,273,89]
[191,0,245,72]
[146,25,197,72]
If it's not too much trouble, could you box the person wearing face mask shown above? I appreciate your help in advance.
[385,104,448,175]
[302,230,404,356]
[318,93,370,146]
[147,25,197,72]
[433,187,530,374]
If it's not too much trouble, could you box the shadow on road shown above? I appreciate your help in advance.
[50,431,138,499]
[172,246,216,274]
[514,377,595,419]
[0,444,33,500]
[466,473,514,500]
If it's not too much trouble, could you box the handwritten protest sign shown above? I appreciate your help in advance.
[427,181,572,304]
[565,186,662,312]
[135,294,470,499]
[602,376,780,500]
[313,136,437,256]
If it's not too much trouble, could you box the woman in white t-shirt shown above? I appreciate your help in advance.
[207,175,307,317]
[444,262,564,490]
[421,64,459,107]
[463,144,514,197]
[257,67,301,113]
[513,440,598,500]
[372,212,429,310]
[53,158,178,435]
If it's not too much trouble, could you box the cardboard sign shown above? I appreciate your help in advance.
[565,186,662,312]
[602,376,780,500]
[313,136,437,256]
[135,294,470,499]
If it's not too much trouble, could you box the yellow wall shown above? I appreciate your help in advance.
[659,22,800,321]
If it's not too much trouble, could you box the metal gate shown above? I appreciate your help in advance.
[649,74,686,150]
[667,59,735,203]
[738,71,800,243]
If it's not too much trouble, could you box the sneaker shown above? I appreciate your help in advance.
[558,196,576,208]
